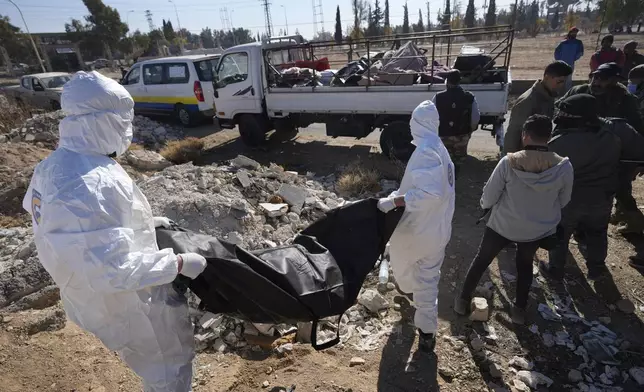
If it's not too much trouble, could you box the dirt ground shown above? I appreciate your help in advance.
[1,126,643,391]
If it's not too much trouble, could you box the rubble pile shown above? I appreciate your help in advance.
[0,110,184,149]
[1,153,402,354]
[139,155,349,249]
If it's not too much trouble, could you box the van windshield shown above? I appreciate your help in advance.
[194,58,220,81]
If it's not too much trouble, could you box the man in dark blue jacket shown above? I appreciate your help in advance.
[555,27,584,92]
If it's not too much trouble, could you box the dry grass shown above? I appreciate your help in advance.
[0,214,29,228]
[127,143,144,151]
[336,161,382,197]
[160,137,205,164]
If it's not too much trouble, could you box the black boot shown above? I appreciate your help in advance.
[418,331,436,353]
[539,259,564,281]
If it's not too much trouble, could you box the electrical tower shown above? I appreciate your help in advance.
[145,10,155,32]
[220,8,232,31]
[261,0,273,37]
[312,0,324,37]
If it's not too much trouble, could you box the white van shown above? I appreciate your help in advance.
[121,54,220,126]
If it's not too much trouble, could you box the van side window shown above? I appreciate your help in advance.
[165,63,190,84]
[143,64,164,85]
[125,66,141,85]
[216,52,249,88]
[21,78,31,89]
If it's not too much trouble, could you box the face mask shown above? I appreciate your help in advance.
[628,82,639,94]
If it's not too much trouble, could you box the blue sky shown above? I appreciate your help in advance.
[4,0,519,39]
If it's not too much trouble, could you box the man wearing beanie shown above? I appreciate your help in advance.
[542,94,644,281]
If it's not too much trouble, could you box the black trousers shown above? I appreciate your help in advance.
[615,165,639,213]
[549,200,612,270]
[459,227,540,309]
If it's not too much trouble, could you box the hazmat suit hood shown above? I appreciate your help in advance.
[409,100,440,145]
[59,71,134,157]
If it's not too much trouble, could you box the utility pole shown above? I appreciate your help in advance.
[426,1,431,30]
[7,0,46,72]
[261,0,274,37]
[280,5,289,35]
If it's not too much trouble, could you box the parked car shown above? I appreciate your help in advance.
[4,72,72,110]
[120,54,221,126]
[92,58,111,69]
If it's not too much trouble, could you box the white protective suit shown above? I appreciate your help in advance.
[23,71,195,392]
[389,100,456,334]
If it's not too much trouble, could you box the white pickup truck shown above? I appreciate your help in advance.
[213,28,513,160]
[4,72,72,111]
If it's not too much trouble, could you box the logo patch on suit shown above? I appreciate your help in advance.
[31,189,42,225]
[447,164,454,187]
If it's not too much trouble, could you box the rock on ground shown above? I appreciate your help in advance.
[125,149,172,171]
[630,367,644,385]
[357,289,389,313]
[469,297,489,321]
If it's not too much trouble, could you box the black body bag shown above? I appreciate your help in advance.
[156,198,403,350]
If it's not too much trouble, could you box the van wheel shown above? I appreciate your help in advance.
[175,104,194,127]
[239,114,268,147]
[380,121,415,161]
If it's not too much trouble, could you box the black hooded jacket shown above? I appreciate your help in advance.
[549,118,644,203]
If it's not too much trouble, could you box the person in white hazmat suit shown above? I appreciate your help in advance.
[377,100,456,353]
[22,71,208,392]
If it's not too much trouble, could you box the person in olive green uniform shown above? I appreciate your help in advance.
[558,62,644,234]
[503,61,572,155]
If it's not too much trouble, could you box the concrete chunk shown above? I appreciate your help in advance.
[259,203,288,217]
[236,171,252,188]
[469,297,489,321]
[125,149,172,171]
[277,184,308,209]
[231,155,260,170]
[358,289,389,313]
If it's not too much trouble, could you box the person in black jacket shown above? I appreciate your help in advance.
[541,94,644,281]
[432,69,480,177]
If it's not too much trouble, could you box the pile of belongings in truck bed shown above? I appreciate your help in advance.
[273,41,505,88]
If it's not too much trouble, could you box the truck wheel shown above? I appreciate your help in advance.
[239,114,268,147]
[380,121,415,161]
[175,104,195,127]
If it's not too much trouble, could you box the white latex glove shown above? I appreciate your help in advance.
[178,253,207,279]
[153,216,173,229]
[377,197,396,213]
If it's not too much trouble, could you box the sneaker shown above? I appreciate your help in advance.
[628,255,644,272]
[453,297,469,316]
[418,330,436,353]
[511,305,526,325]
[587,265,609,280]
[538,259,564,281]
